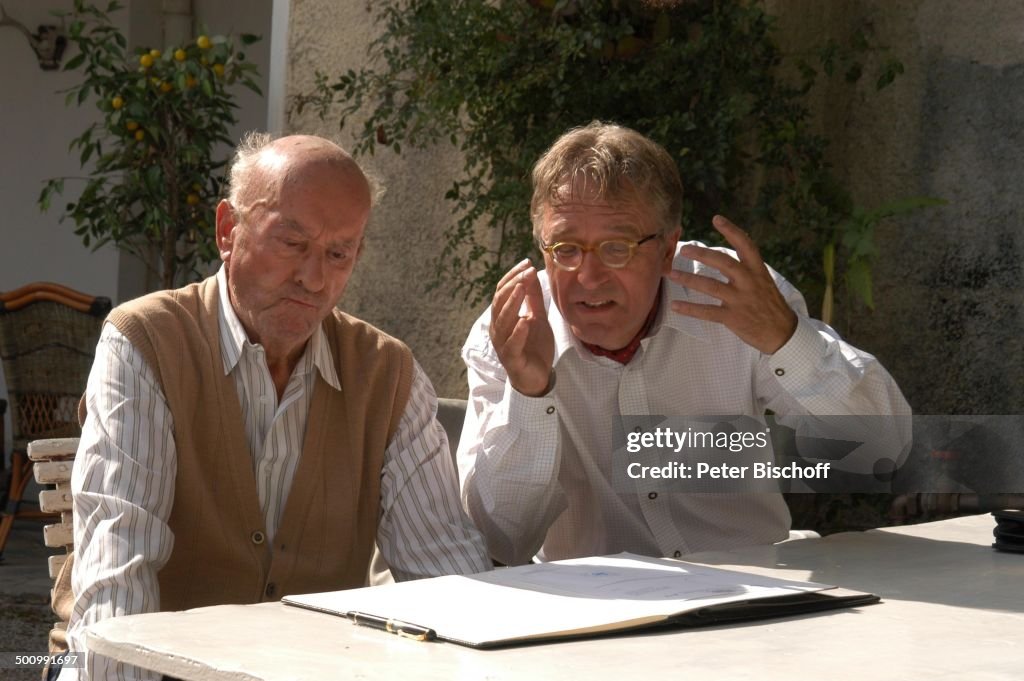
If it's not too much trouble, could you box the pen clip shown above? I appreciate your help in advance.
[348,611,436,642]
[386,618,436,642]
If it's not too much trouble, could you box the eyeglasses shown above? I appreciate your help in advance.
[539,233,662,271]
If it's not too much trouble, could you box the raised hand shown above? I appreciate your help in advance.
[489,259,556,396]
[668,215,797,355]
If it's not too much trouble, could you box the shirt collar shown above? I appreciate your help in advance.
[215,266,342,391]
[542,240,717,366]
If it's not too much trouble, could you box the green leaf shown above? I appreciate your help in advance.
[845,260,874,310]
[866,195,947,222]
[145,164,162,191]
[64,53,87,71]
[822,242,835,283]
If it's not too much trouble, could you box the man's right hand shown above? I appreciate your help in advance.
[489,259,555,397]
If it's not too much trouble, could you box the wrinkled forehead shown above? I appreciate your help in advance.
[540,195,654,242]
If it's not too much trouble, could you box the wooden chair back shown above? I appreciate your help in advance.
[28,437,79,652]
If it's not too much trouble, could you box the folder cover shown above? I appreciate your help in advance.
[283,553,878,648]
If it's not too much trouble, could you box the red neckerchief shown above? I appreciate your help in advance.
[581,284,661,365]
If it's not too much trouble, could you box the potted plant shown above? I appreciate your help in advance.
[39,0,262,290]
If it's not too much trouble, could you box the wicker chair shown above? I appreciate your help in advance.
[0,282,110,560]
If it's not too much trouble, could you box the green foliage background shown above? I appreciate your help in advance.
[297,0,917,314]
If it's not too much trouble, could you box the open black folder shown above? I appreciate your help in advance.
[282,553,878,648]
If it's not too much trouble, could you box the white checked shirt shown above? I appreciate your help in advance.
[458,241,912,566]
[65,267,489,681]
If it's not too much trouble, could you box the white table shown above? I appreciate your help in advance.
[86,514,1024,680]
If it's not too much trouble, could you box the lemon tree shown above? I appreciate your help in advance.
[39,0,261,290]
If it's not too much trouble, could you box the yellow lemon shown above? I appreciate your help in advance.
[125,120,139,131]
[134,130,145,141]
[196,35,211,50]
[174,48,187,62]
[186,193,200,206]
[149,49,161,59]
[139,53,154,68]
[212,63,225,77]
[111,95,124,110]
[160,81,173,93]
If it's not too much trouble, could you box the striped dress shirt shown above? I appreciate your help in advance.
[64,267,489,681]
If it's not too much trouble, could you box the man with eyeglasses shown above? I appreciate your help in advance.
[456,121,911,565]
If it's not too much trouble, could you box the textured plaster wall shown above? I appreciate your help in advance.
[771,1,1024,414]
[287,2,1024,412]
[286,1,484,399]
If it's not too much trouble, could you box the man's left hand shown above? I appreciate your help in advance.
[668,215,797,355]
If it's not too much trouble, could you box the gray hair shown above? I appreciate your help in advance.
[530,121,683,240]
[226,131,386,213]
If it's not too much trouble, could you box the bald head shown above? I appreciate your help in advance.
[227,133,381,219]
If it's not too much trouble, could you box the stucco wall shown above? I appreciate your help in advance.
[770,1,1024,415]
[287,1,1024,413]
[285,1,484,399]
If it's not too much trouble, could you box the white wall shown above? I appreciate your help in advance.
[0,0,122,296]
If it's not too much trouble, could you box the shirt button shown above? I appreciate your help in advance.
[648,492,658,500]
[673,550,682,558]
[774,368,785,377]
[251,530,265,545]
[546,406,555,414]
[265,582,277,598]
